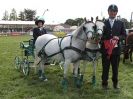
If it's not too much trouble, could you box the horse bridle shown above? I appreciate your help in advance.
[96,28,103,33]
[91,21,104,40]
[77,30,95,42]
[81,22,95,41]
[76,21,104,42]
[95,20,104,34]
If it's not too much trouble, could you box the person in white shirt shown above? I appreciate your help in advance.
[101,4,126,90]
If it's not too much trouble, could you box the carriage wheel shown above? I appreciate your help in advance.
[14,56,21,70]
[22,58,30,76]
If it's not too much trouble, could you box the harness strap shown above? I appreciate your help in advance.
[47,42,84,59]
[60,35,73,59]
[82,48,100,61]
[38,35,74,59]
[85,48,101,53]
[59,36,66,59]
[62,46,84,54]
[38,35,85,60]
[38,38,57,57]
[39,37,62,58]
[70,36,73,46]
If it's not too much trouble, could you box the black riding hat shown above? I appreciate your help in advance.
[108,4,118,12]
[35,16,45,25]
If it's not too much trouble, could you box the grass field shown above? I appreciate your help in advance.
[0,35,133,99]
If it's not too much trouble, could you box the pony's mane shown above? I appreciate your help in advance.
[72,23,84,37]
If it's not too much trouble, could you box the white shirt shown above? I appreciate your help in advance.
[109,18,115,28]
[109,18,118,47]
[39,27,43,31]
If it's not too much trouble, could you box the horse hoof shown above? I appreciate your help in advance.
[62,78,68,86]
[74,77,82,88]
[92,76,96,85]
[76,81,82,88]
[80,75,84,82]
[43,78,48,82]
[76,84,81,88]
[62,78,68,91]
[39,76,48,81]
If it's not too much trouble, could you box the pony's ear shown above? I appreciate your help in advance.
[91,17,93,22]
[96,16,98,21]
[84,17,87,23]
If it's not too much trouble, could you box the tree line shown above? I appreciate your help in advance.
[1,8,131,29]
[2,8,36,21]
[65,17,131,29]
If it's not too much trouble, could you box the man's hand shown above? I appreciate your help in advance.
[113,36,119,40]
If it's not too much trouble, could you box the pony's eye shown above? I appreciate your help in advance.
[83,26,86,31]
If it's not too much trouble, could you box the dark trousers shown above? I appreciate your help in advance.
[101,51,120,86]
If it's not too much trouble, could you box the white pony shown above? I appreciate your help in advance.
[33,18,95,88]
[74,17,105,87]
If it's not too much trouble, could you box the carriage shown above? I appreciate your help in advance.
[14,38,55,76]
[14,39,35,76]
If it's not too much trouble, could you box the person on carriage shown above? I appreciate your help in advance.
[33,16,47,45]
[33,16,50,80]
[101,4,126,90]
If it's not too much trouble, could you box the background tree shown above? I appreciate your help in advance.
[9,8,17,21]
[64,19,75,26]
[24,9,36,21]
[2,10,9,20]
[18,11,25,21]
[75,18,84,26]
[65,18,84,26]
[121,18,130,29]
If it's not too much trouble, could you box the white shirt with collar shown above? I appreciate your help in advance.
[109,18,115,28]
[109,18,118,47]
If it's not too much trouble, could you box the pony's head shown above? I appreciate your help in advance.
[91,16,105,43]
[95,16,105,35]
[73,17,95,41]
[82,17,95,39]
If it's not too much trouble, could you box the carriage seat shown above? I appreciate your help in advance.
[20,39,34,49]
[20,42,30,49]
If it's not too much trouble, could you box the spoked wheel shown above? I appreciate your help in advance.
[22,58,30,76]
[14,56,21,70]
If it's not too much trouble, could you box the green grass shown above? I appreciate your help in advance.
[0,35,133,99]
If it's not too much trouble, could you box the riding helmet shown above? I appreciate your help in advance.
[108,4,118,12]
[35,16,45,25]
